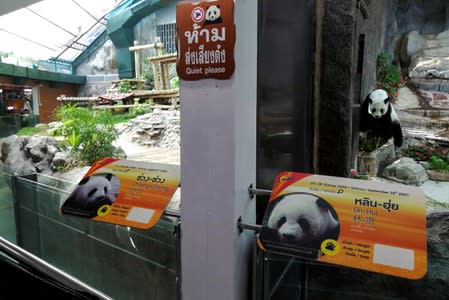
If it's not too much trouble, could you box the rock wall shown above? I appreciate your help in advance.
[384,0,449,72]
[76,39,120,97]
[116,110,180,149]
[76,40,118,76]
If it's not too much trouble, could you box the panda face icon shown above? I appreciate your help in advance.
[62,173,120,217]
[203,5,222,26]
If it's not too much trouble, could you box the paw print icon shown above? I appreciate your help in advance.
[321,239,340,256]
[325,242,336,251]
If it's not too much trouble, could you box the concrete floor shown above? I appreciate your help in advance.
[420,180,449,204]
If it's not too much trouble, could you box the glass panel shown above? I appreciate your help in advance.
[259,240,449,300]
[0,171,16,243]
[0,0,121,61]
[57,48,82,62]
[0,115,21,138]
[9,175,178,300]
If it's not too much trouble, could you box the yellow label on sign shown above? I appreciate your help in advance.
[258,172,427,280]
[61,158,180,230]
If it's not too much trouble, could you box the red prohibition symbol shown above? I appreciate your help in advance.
[191,7,204,23]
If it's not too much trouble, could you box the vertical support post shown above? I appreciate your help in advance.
[151,59,161,90]
[160,61,167,89]
[134,41,141,78]
[180,0,257,299]
[156,36,163,56]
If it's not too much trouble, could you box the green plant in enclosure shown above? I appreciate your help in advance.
[170,76,179,89]
[17,126,42,136]
[52,104,120,166]
[377,51,402,98]
[404,143,442,162]
[119,81,132,93]
[429,155,449,172]
[142,58,155,90]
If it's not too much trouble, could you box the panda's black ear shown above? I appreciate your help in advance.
[384,98,389,104]
[315,197,329,210]
[79,177,90,185]
[105,173,113,181]
[369,98,373,104]
[217,5,220,8]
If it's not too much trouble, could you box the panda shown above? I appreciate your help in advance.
[203,5,222,26]
[62,173,120,218]
[359,89,403,147]
[265,193,340,250]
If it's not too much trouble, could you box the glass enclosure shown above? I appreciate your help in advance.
[256,239,449,300]
[0,168,179,299]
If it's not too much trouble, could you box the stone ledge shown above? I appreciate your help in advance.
[427,170,449,181]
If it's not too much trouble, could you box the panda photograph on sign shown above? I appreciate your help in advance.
[259,192,340,259]
[61,173,121,218]
[359,88,403,148]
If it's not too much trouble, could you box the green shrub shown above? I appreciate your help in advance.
[119,81,132,93]
[17,126,42,136]
[403,144,442,162]
[429,155,449,172]
[170,76,179,89]
[377,51,402,98]
[53,104,120,166]
[405,143,449,172]
[110,107,152,124]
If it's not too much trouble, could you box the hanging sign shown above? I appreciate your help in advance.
[258,172,427,280]
[176,0,235,80]
[61,158,180,230]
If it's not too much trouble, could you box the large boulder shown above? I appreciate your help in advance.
[0,135,67,175]
[382,157,429,186]
[0,135,34,174]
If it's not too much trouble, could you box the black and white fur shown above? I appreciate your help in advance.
[63,173,120,217]
[266,193,340,249]
[359,89,403,147]
[203,5,222,26]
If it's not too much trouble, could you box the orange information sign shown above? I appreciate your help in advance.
[176,0,235,80]
[258,172,427,279]
[61,158,180,230]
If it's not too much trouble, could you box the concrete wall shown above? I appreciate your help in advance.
[133,2,177,77]
[156,1,177,25]
[77,74,120,97]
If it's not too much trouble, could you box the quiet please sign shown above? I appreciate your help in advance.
[176,0,236,80]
